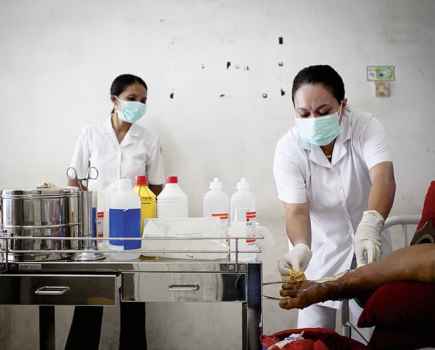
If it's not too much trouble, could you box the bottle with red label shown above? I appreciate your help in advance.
[230,178,257,261]
[230,178,256,225]
[203,178,230,225]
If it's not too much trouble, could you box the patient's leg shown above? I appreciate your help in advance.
[280,243,435,310]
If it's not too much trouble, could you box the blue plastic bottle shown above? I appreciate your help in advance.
[108,179,141,253]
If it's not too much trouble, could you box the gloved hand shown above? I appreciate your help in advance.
[354,210,384,267]
[278,243,312,275]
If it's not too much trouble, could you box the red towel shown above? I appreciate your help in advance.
[417,181,435,230]
[261,328,366,350]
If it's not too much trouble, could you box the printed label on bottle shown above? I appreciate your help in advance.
[96,211,104,239]
[211,213,229,220]
[140,197,155,206]
[246,211,256,226]
[246,211,257,243]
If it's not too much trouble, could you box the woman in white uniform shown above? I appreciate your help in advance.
[273,65,396,329]
[66,74,164,350]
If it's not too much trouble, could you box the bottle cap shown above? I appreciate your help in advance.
[209,177,222,190]
[167,176,178,184]
[136,176,148,186]
[237,178,250,191]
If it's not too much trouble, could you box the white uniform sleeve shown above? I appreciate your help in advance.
[70,128,91,179]
[146,137,165,185]
[361,117,392,170]
[273,140,307,204]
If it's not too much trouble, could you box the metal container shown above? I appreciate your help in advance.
[72,190,104,261]
[0,186,81,261]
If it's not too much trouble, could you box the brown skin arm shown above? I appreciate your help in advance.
[149,184,163,196]
[279,243,435,310]
[368,161,396,219]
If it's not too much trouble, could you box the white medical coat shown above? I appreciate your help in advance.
[273,109,392,309]
[70,118,165,191]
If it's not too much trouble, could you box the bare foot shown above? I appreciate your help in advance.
[279,280,332,310]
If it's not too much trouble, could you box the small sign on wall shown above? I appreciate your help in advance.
[367,65,395,81]
[367,65,395,97]
[375,81,391,97]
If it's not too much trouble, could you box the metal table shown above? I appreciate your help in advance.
[0,234,263,350]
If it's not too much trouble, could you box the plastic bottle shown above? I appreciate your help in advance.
[107,178,141,255]
[230,178,257,261]
[96,181,110,250]
[157,176,188,218]
[230,178,256,225]
[134,175,156,234]
[203,178,229,225]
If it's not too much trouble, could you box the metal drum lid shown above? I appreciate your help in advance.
[1,186,80,199]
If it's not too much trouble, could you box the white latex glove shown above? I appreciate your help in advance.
[278,243,312,275]
[354,210,384,267]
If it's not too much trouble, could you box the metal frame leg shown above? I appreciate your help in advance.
[342,299,351,338]
[242,302,248,350]
[39,306,55,350]
[242,304,262,350]
[244,263,262,350]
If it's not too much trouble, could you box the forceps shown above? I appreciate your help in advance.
[66,166,99,189]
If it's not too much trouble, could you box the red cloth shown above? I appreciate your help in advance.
[358,281,435,348]
[358,281,435,329]
[261,328,366,350]
[417,181,435,230]
[368,327,435,350]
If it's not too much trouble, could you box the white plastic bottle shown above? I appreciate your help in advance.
[203,178,230,224]
[157,176,189,218]
[230,178,257,261]
[107,179,141,259]
[230,178,256,225]
[96,181,110,250]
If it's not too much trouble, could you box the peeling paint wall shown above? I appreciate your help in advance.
[1,0,435,349]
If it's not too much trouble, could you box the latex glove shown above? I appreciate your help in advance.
[278,243,312,275]
[354,210,384,267]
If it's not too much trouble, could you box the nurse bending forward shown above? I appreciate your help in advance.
[273,65,396,329]
[66,74,164,350]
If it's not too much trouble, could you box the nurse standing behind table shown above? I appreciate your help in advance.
[68,74,164,194]
[273,65,396,330]
[66,74,164,350]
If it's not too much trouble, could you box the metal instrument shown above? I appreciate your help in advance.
[66,166,98,189]
[72,190,104,262]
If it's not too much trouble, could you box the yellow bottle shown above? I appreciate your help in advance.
[134,176,157,234]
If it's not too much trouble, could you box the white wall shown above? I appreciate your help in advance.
[1,0,435,349]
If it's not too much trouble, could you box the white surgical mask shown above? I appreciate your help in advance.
[295,109,343,146]
[115,97,147,124]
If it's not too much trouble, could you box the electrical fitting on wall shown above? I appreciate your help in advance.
[367,65,395,97]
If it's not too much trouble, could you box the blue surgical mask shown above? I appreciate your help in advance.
[116,97,146,124]
[295,112,342,146]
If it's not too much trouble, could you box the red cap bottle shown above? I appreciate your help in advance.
[167,176,178,184]
[136,175,148,186]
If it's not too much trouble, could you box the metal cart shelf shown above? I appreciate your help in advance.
[0,233,263,350]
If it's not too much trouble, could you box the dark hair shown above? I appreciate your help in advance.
[110,74,148,97]
[291,65,345,104]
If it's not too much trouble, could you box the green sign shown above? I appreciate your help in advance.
[367,65,395,81]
